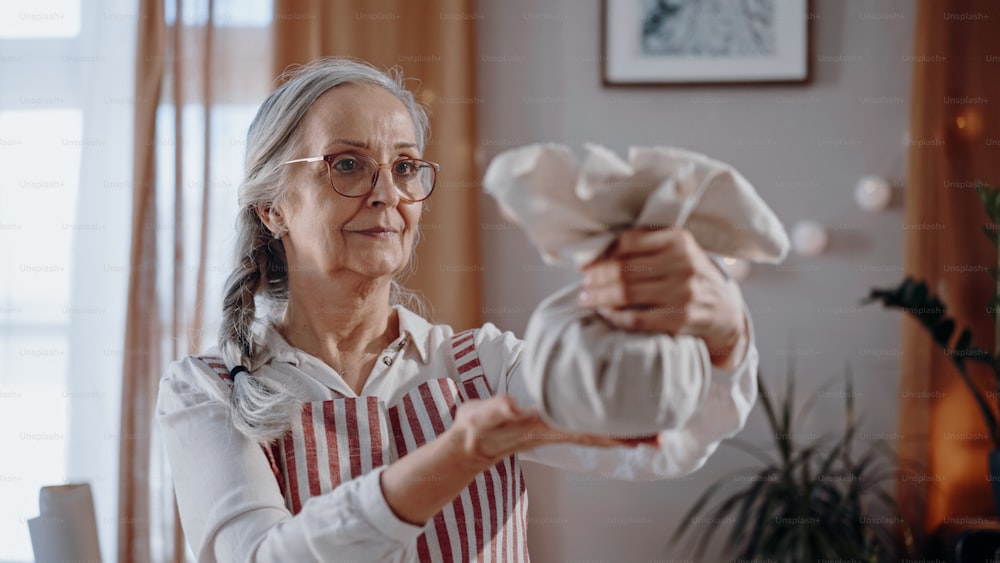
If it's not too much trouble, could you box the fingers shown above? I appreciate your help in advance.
[595,306,685,334]
[579,226,744,339]
[594,287,722,335]
[580,277,693,309]
[513,415,659,449]
[608,227,708,261]
[580,228,701,310]
[611,434,660,447]
[611,227,688,257]
[454,396,656,461]
[453,397,527,436]
[530,428,658,449]
[583,252,693,286]
[582,229,695,279]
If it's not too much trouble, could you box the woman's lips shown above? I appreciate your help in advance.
[349,227,399,237]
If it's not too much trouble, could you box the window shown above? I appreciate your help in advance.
[0,2,99,557]
[0,0,81,38]
[0,1,272,560]
[0,112,84,557]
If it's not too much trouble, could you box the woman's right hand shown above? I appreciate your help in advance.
[382,393,656,525]
[445,394,657,473]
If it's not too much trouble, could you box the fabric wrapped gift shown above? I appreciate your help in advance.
[483,143,788,436]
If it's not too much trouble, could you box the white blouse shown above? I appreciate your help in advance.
[156,285,759,562]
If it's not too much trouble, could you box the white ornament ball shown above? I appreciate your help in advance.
[791,220,828,256]
[854,175,892,212]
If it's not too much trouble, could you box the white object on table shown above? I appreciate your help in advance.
[28,483,102,563]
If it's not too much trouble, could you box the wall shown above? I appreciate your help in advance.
[475,0,915,560]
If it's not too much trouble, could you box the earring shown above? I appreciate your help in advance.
[266,205,285,239]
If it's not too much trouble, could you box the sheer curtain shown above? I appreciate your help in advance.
[898,0,1000,549]
[122,0,273,560]
[0,1,136,561]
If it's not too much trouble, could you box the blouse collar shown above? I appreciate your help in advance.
[255,304,433,369]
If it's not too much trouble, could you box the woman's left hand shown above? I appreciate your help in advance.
[578,227,747,367]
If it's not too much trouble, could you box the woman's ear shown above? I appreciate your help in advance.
[255,203,286,239]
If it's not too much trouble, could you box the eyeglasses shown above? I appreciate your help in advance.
[281,153,440,203]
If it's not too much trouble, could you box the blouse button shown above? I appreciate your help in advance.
[382,356,393,366]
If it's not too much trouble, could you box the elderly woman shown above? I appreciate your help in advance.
[157,58,758,562]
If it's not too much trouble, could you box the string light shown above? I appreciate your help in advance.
[791,220,828,256]
[854,175,892,212]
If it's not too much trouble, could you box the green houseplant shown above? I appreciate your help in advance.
[669,364,908,562]
[863,183,1000,511]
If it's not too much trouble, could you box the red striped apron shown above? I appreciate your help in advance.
[199,330,530,562]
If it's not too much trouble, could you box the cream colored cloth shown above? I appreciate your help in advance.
[482,143,789,267]
[483,143,779,436]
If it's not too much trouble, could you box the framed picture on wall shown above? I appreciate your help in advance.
[602,0,810,85]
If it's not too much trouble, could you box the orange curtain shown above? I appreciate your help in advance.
[119,0,166,560]
[122,0,220,560]
[899,0,1000,547]
[273,0,482,330]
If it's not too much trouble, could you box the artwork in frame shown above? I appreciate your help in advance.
[603,0,810,85]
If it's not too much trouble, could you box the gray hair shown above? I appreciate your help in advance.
[219,58,429,443]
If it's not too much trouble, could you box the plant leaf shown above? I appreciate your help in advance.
[726,438,779,466]
[755,376,783,453]
[932,318,955,347]
[781,366,794,462]
[983,224,999,247]
[955,328,973,352]
[949,357,999,446]
[669,478,730,547]
[863,276,1000,447]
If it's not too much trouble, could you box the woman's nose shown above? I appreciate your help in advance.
[367,164,401,207]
